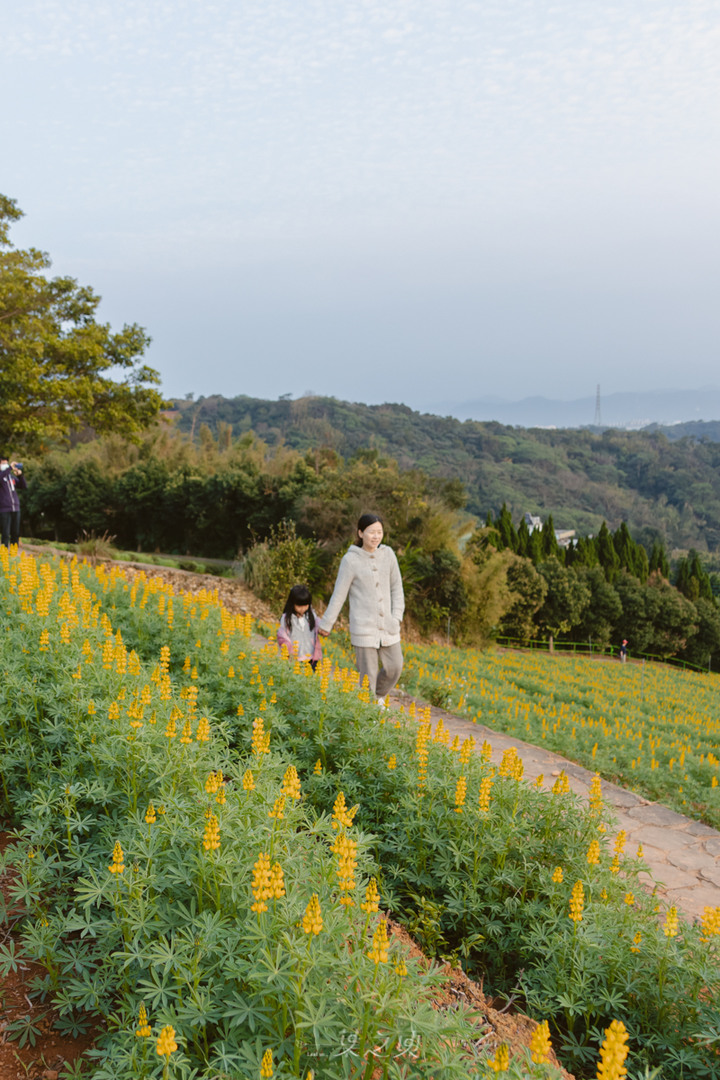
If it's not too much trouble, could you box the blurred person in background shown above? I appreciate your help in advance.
[0,454,26,548]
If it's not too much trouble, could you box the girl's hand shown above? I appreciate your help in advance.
[318,628,330,637]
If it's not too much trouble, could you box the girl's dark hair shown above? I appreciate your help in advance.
[355,513,383,546]
[283,584,315,630]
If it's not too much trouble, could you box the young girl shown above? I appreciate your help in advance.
[277,584,322,670]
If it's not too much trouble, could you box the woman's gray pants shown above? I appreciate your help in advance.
[353,642,404,698]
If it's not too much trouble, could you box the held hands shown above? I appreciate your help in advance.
[318,628,330,637]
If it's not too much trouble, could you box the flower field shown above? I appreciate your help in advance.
[390,642,720,830]
[1,548,719,1079]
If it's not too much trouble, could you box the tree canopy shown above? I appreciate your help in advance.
[0,195,163,452]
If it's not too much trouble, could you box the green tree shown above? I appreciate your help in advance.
[596,522,621,582]
[499,555,548,642]
[613,522,649,582]
[572,566,622,646]
[534,559,591,646]
[496,503,518,551]
[675,550,714,603]
[540,514,560,560]
[649,540,670,578]
[682,597,720,668]
[0,195,163,451]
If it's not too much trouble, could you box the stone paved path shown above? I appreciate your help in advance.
[389,689,720,922]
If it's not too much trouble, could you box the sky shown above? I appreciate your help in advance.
[3,0,720,415]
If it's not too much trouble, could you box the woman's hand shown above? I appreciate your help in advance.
[318,628,330,637]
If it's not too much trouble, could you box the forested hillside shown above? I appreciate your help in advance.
[171,395,720,553]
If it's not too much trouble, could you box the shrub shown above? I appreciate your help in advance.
[242,520,324,610]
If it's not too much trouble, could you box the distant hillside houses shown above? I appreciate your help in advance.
[524,512,576,549]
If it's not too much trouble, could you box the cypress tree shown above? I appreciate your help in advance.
[541,514,560,559]
[596,522,621,582]
[649,540,670,578]
[613,522,636,575]
[516,517,530,558]
[498,503,518,552]
[528,527,543,565]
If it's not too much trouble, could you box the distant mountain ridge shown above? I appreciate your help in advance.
[433,388,720,429]
[170,393,720,554]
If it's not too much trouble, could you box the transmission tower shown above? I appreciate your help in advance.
[593,384,602,427]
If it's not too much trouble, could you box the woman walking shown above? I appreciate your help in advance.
[318,513,405,702]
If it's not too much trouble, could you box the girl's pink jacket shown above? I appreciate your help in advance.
[276,610,323,662]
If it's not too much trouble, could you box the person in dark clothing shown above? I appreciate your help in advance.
[0,455,27,548]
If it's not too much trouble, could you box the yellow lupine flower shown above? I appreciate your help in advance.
[630,932,642,953]
[109,841,125,874]
[589,773,603,813]
[387,754,397,770]
[269,796,285,820]
[595,1019,629,1079]
[260,1048,274,1078]
[454,775,467,812]
[613,830,627,855]
[180,721,193,745]
[156,1025,178,1058]
[498,747,523,780]
[243,769,255,792]
[205,771,220,795]
[478,776,493,814]
[331,791,358,830]
[586,840,600,866]
[569,880,584,923]
[202,813,220,852]
[624,893,634,906]
[135,1003,151,1038]
[331,832,357,904]
[251,717,270,754]
[145,803,157,824]
[165,717,176,740]
[251,852,272,913]
[552,771,570,795]
[367,918,389,964]
[313,759,322,775]
[663,906,678,938]
[269,862,285,900]
[302,893,323,935]
[699,905,720,942]
[361,877,380,913]
[487,1043,509,1072]
[551,867,563,884]
[529,1020,552,1065]
[281,765,301,800]
[196,716,210,742]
